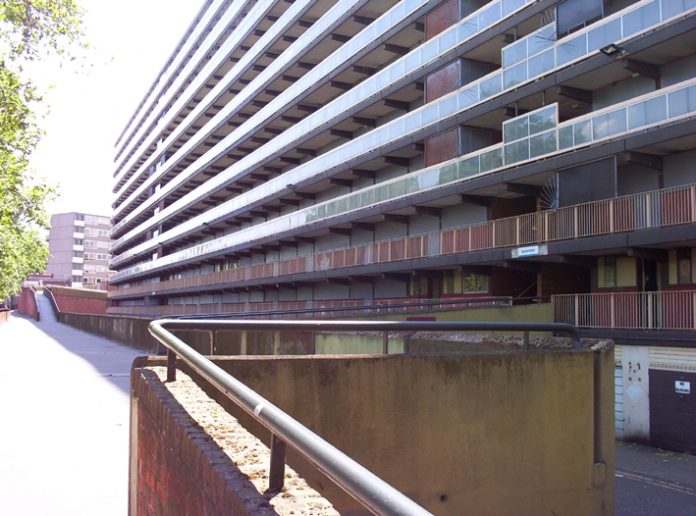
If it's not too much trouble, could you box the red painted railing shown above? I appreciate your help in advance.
[111,183,696,300]
[553,291,696,330]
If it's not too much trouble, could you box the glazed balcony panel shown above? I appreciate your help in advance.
[112,0,402,215]
[554,291,696,330]
[110,76,696,278]
[113,0,323,198]
[110,0,695,253]
[111,0,542,236]
[115,0,225,155]
[110,182,696,298]
[113,0,253,181]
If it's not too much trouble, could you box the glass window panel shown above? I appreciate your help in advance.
[503,115,529,142]
[389,180,405,198]
[502,39,527,68]
[458,156,480,178]
[502,0,525,16]
[503,61,527,89]
[592,109,627,139]
[556,34,586,65]
[457,18,478,41]
[573,120,592,145]
[440,162,458,184]
[529,131,557,158]
[418,168,439,189]
[438,26,458,53]
[587,18,622,52]
[662,0,696,19]
[558,126,573,149]
[478,3,501,29]
[504,139,530,164]
[480,148,503,172]
[529,105,557,135]
[479,73,502,99]
[459,86,479,107]
[627,95,667,129]
[360,189,375,208]
[527,49,555,78]
[667,85,696,117]
[622,1,660,36]
[527,24,556,57]
[403,176,419,194]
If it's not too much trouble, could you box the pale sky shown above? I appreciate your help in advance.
[29,0,203,218]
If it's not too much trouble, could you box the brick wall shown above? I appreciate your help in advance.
[131,365,280,516]
[48,285,108,315]
[18,288,39,320]
[53,294,107,315]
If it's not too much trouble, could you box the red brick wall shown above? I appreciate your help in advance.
[131,367,271,516]
[53,294,107,315]
[18,288,39,320]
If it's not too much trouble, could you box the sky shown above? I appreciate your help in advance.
[29,0,203,218]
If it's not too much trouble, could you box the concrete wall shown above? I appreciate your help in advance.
[136,343,614,515]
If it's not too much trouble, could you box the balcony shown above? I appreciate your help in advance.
[554,291,696,331]
[110,182,696,299]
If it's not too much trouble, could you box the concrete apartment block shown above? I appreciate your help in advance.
[109,0,696,453]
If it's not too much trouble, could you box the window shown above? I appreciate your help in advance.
[73,251,83,258]
[74,239,83,245]
[409,277,430,297]
[442,271,489,294]
[72,276,81,283]
[677,248,692,284]
[604,256,617,288]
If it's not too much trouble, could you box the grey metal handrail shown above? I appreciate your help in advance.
[148,319,580,515]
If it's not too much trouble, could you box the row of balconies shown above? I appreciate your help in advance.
[109,182,696,299]
[109,1,696,276]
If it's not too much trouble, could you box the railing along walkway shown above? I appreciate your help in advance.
[554,290,696,330]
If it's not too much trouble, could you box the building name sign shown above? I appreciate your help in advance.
[511,244,548,259]
[675,380,691,395]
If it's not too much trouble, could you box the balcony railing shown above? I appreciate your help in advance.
[111,182,696,300]
[553,291,696,330]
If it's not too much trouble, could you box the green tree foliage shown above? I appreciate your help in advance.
[0,0,84,301]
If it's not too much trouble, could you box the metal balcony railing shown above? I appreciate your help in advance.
[553,290,696,330]
[148,318,579,515]
[111,182,696,299]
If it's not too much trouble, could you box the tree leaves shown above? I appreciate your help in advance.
[0,0,83,300]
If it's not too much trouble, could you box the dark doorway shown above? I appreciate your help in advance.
[643,260,658,291]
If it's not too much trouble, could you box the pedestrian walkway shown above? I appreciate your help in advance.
[616,440,696,515]
[0,293,142,516]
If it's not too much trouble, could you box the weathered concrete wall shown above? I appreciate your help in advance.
[48,285,108,315]
[18,288,39,321]
[136,344,614,515]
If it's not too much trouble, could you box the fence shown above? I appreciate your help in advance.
[553,290,696,330]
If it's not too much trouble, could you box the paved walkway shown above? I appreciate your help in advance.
[0,294,142,516]
[616,440,696,515]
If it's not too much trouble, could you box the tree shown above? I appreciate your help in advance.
[0,0,84,302]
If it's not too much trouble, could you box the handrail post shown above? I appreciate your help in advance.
[383,331,389,354]
[166,349,177,382]
[268,434,287,493]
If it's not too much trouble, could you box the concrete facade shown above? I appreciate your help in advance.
[47,212,113,289]
[108,0,696,451]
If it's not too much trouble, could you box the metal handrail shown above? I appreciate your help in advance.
[148,319,580,515]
